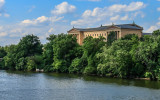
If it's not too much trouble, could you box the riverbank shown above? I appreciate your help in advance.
[1,70,160,100]
[1,69,154,81]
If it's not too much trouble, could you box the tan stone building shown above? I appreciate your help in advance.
[68,23,143,45]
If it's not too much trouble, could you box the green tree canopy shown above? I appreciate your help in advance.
[107,31,117,46]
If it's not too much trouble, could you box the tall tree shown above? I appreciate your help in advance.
[132,35,160,80]
[107,31,117,46]
[97,35,140,78]
[52,34,81,72]
[43,34,57,71]
[82,36,105,75]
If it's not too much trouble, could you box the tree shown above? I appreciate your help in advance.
[52,33,81,73]
[0,46,7,69]
[3,45,17,70]
[0,46,7,58]
[3,35,43,71]
[43,34,57,72]
[121,34,138,40]
[82,36,105,75]
[17,34,42,57]
[97,35,140,78]
[132,36,160,80]
[152,29,160,36]
[107,31,117,46]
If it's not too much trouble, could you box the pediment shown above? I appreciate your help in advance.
[107,25,120,29]
[68,28,80,33]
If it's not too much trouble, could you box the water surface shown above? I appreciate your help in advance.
[0,70,160,100]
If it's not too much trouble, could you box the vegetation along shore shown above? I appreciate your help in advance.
[0,30,160,81]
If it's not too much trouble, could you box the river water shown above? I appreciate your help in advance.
[0,70,160,100]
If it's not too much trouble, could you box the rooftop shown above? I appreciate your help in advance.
[70,23,143,32]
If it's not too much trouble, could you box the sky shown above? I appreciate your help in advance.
[0,0,160,46]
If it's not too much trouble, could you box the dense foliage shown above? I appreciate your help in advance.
[1,30,160,81]
[3,35,43,71]
[0,46,7,69]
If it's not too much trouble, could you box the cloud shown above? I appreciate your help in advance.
[110,15,120,21]
[120,15,129,20]
[71,2,146,26]
[51,2,76,15]
[21,16,64,26]
[48,28,54,33]
[21,16,50,26]
[146,17,160,33]
[0,15,67,46]
[157,7,160,11]
[0,32,7,37]
[146,26,158,33]
[0,0,5,9]
[0,0,10,18]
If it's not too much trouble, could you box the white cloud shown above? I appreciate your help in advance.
[132,11,144,18]
[157,22,160,26]
[146,17,160,33]
[157,0,160,1]
[157,7,160,11]
[48,28,54,33]
[158,17,160,20]
[125,2,145,12]
[110,15,120,21]
[108,2,145,12]
[51,2,76,15]
[120,15,129,20]
[21,16,49,25]
[0,0,5,9]
[21,16,63,26]
[146,26,158,33]
[0,0,10,18]
[71,1,145,26]
[0,32,7,37]
[0,15,68,46]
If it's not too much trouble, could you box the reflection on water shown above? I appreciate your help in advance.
[0,70,160,100]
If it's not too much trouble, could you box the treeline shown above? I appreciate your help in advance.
[0,30,160,80]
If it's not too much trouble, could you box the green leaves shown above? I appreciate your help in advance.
[152,29,160,36]
[107,31,117,46]
[97,35,140,78]
[52,34,81,72]
[3,35,43,71]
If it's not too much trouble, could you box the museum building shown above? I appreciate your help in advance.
[68,23,143,45]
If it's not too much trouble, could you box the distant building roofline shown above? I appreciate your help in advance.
[68,23,143,32]
[142,33,152,35]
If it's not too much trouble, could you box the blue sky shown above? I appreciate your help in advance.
[0,0,160,46]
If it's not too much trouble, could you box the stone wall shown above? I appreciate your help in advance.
[121,29,142,38]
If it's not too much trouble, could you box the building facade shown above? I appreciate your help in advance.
[68,23,143,45]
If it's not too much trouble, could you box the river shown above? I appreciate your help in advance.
[0,70,160,100]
